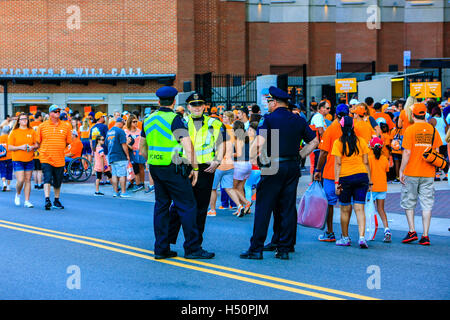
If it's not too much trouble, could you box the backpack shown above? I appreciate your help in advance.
[0,144,7,159]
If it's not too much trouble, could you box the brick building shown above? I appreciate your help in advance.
[0,0,448,118]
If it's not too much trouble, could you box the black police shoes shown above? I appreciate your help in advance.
[239,250,263,260]
[263,242,277,251]
[184,249,215,259]
[154,250,178,260]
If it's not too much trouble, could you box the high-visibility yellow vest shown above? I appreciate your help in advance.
[186,115,222,164]
[144,111,182,165]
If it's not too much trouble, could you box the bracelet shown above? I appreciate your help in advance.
[193,167,199,171]
[334,181,339,185]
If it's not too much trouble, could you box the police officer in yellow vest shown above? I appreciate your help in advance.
[139,86,214,260]
[168,93,227,255]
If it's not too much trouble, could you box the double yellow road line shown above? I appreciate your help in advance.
[0,219,379,300]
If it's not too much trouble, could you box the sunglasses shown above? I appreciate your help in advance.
[51,110,61,113]
[132,120,138,123]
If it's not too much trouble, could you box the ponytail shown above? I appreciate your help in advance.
[372,145,382,160]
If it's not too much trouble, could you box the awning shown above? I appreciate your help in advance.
[12,96,50,104]
[67,96,105,103]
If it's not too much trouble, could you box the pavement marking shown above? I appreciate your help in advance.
[0,219,379,300]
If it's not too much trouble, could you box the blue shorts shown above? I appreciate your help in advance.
[372,191,387,200]
[212,169,234,190]
[338,173,369,206]
[81,139,92,156]
[13,160,34,172]
[323,178,338,205]
[0,159,13,180]
[110,160,128,177]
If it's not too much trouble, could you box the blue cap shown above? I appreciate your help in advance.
[156,86,178,99]
[89,111,95,118]
[116,117,125,123]
[268,86,290,102]
[336,104,349,115]
[49,104,61,113]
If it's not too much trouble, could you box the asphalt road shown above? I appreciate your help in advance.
[0,189,448,300]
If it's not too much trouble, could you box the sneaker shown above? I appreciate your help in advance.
[393,178,400,184]
[218,206,227,210]
[113,192,120,198]
[105,180,111,185]
[243,202,252,215]
[359,237,369,249]
[44,198,52,211]
[14,194,20,206]
[318,232,336,242]
[434,177,441,182]
[145,185,155,193]
[24,201,34,208]
[236,205,245,218]
[336,236,351,246]
[418,235,430,246]
[120,192,131,198]
[185,249,215,259]
[2,185,6,192]
[94,192,104,196]
[207,210,216,217]
[402,231,418,243]
[131,184,144,192]
[443,176,448,181]
[34,184,38,189]
[6,185,11,191]
[52,199,64,210]
[233,205,243,216]
[99,181,105,186]
[126,183,135,190]
[383,229,392,243]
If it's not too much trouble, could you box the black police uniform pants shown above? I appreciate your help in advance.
[168,166,215,248]
[149,164,201,256]
[249,161,300,253]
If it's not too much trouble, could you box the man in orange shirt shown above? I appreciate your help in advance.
[65,130,83,161]
[399,103,442,246]
[372,102,395,130]
[313,104,349,242]
[37,105,72,211]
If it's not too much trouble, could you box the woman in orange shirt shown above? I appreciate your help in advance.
[332,116,372,248]
[7,113,38,208]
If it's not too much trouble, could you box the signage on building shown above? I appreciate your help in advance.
[410,82,441,99]
[335,78,357,93]
[336,53,342,71]
[403,51,411,68]
[0,68,145,77]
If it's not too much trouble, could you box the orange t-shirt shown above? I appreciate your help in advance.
[402,122,443,178]
[369,154,389,192]
[381,132,391,159]
[7,128,37,162]
[30,120,42,129]
[0,135,12,161]
[37,120,72,167]
[331,136,370,178]
[318,119,342,180]
[354,119,375,144]
[108,120,116,130]
[399,110,413,134]
[65,137,83,159]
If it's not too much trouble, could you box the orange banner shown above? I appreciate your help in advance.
[335,78,357,93]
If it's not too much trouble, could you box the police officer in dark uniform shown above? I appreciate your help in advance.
[139,86,213,260]
[240,86,318,260]
[168,93,228,258]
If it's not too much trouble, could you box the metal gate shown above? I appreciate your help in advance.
[195,73,257,109]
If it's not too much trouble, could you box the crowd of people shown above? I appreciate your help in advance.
[0,87,449,257]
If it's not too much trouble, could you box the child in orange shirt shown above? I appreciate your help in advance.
[368,137,391,242]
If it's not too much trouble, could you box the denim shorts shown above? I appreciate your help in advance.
[372,191,387,200]
[323,178,338,206]
[110,160,128,177]
[212,169,234,190]
[338,173,369,206]
[13,160,34,172]
[0,159,13,180]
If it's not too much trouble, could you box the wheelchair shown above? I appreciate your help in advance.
[63,156,93,183]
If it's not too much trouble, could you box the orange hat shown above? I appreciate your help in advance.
[95,111,106,120]
[353,105,366,116]
[412,103,427,116]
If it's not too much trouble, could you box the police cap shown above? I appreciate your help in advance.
[186,92,206,106]
[268,86,290,103]
[156,86,178,100]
